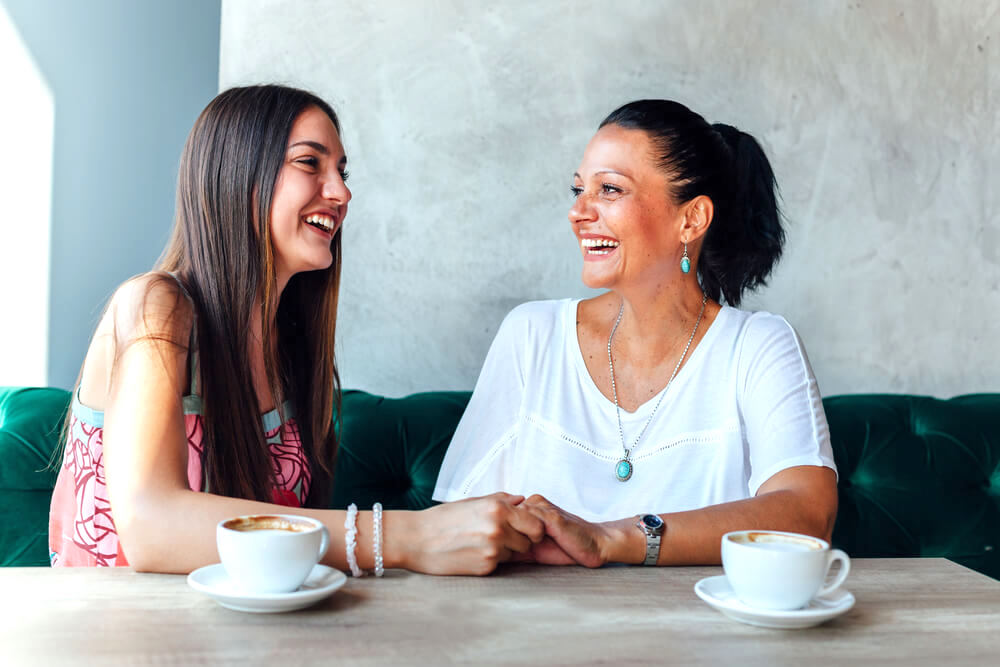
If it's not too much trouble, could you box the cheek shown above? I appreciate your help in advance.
[270,212,297,242]
[268,210,301,258]
[270,191,309,238]
[270,171,313,218]
[626,206,672,264]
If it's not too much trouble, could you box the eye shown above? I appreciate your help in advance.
[601,183,623,195]
[295,156,319,168]
[339,169,350,183]
[570,186,583,198]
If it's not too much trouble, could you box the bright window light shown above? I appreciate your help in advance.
[0,3,54,387]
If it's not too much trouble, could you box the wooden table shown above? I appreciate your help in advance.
[1,559,998,666]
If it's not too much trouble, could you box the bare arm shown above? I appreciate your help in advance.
[96,275,543,575]
[522,465,838,567]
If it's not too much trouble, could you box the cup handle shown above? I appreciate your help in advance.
[817,548,850,597]
[317,525,330,562]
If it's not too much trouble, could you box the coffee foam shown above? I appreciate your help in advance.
[731,531,823,550]
[223,515,314,533]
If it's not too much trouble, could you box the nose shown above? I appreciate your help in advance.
[322,174,352,205]
[568,191,596,226]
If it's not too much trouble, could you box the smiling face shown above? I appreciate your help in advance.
[569,124,686,291]
[269,105,351,286]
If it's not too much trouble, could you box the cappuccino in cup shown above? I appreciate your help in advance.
[721,530,850,610]
[223,515,315,533]
[217,514,329,594]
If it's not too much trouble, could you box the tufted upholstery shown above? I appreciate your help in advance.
[0,387,66,566]
[331,390,469,510]
[2,386,998,579]
[824,394,1000,578]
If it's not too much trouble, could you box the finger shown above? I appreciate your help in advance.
[490,492,525,504]
[521,493,553,508]
[522,501,587,545]
[520,502,562,535]
[506,504,546,543]
[516,506,602,566]
[509,549,536,563]
[531,537,578,566]
[501,521,534,553]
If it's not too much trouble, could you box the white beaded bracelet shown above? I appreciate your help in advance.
[372,502,384,577]
[344,503,364,577]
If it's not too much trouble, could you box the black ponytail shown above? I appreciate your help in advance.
[600,102,784,306]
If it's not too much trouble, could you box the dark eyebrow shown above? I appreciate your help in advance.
[288,140,348,167]
[288,140,329,154]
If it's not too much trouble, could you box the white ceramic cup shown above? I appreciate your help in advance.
[721,530,850,611]
[216,514,330,594]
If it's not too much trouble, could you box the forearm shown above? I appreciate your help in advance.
[603,488,836,566]
[116,489,461,575]
[117,490,414,574]
[660,488,834,565]
[115,489,337,573]
[119,490,536,576]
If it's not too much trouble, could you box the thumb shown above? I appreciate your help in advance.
[492,492,525,504]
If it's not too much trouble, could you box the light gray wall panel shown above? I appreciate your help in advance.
[2,0,221,389]
[221,0,998,398]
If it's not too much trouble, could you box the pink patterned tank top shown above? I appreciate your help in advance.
[48,370,311,567]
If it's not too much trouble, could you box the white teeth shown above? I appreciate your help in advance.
[581,238,620,249]
[304,214,335,232]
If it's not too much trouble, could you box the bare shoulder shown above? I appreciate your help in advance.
[79,273,195,408]
[105,271,195,345]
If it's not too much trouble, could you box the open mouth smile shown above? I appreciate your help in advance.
[581,237,620,256]
[303,213,338,236]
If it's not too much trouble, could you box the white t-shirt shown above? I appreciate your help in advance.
[432,299,836,523]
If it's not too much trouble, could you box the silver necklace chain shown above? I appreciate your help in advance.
[607,292,708,481]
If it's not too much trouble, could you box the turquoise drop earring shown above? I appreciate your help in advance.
[680,243,691,274]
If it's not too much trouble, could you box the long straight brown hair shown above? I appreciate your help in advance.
[154,84,343,506]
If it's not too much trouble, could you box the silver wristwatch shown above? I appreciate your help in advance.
[636,514,664,565]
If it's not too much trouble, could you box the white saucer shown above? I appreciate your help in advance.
[694,575,855,629]
[187,563,347,613]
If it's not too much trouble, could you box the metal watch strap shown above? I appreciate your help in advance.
[642,532,661,566]
[637,515,663,566]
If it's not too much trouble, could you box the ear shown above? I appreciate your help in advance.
[679,195,713,244]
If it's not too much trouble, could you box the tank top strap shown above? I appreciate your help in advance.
[189,340,200,397]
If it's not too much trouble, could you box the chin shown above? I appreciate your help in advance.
[309,260,335,274]
[580,270,613,291]
[311,249,335,270]
[292,255,334,276]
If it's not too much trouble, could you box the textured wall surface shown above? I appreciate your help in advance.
[1,0,221,389]
[221,0,998,398]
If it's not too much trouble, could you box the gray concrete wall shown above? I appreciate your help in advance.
[1,0,221,389]
[221,0,999,398]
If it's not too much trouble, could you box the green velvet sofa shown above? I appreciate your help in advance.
[2,386,998,580]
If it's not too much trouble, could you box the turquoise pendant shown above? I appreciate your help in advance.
[615,459,633,482]
[680,256,691,274]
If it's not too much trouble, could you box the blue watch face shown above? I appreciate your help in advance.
[642,514,663,529]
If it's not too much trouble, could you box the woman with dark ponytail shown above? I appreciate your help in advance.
[435,100,838,567]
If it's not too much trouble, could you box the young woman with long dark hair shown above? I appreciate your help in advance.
[49,85,543,575]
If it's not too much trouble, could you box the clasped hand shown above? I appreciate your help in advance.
[409,493,621,575]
